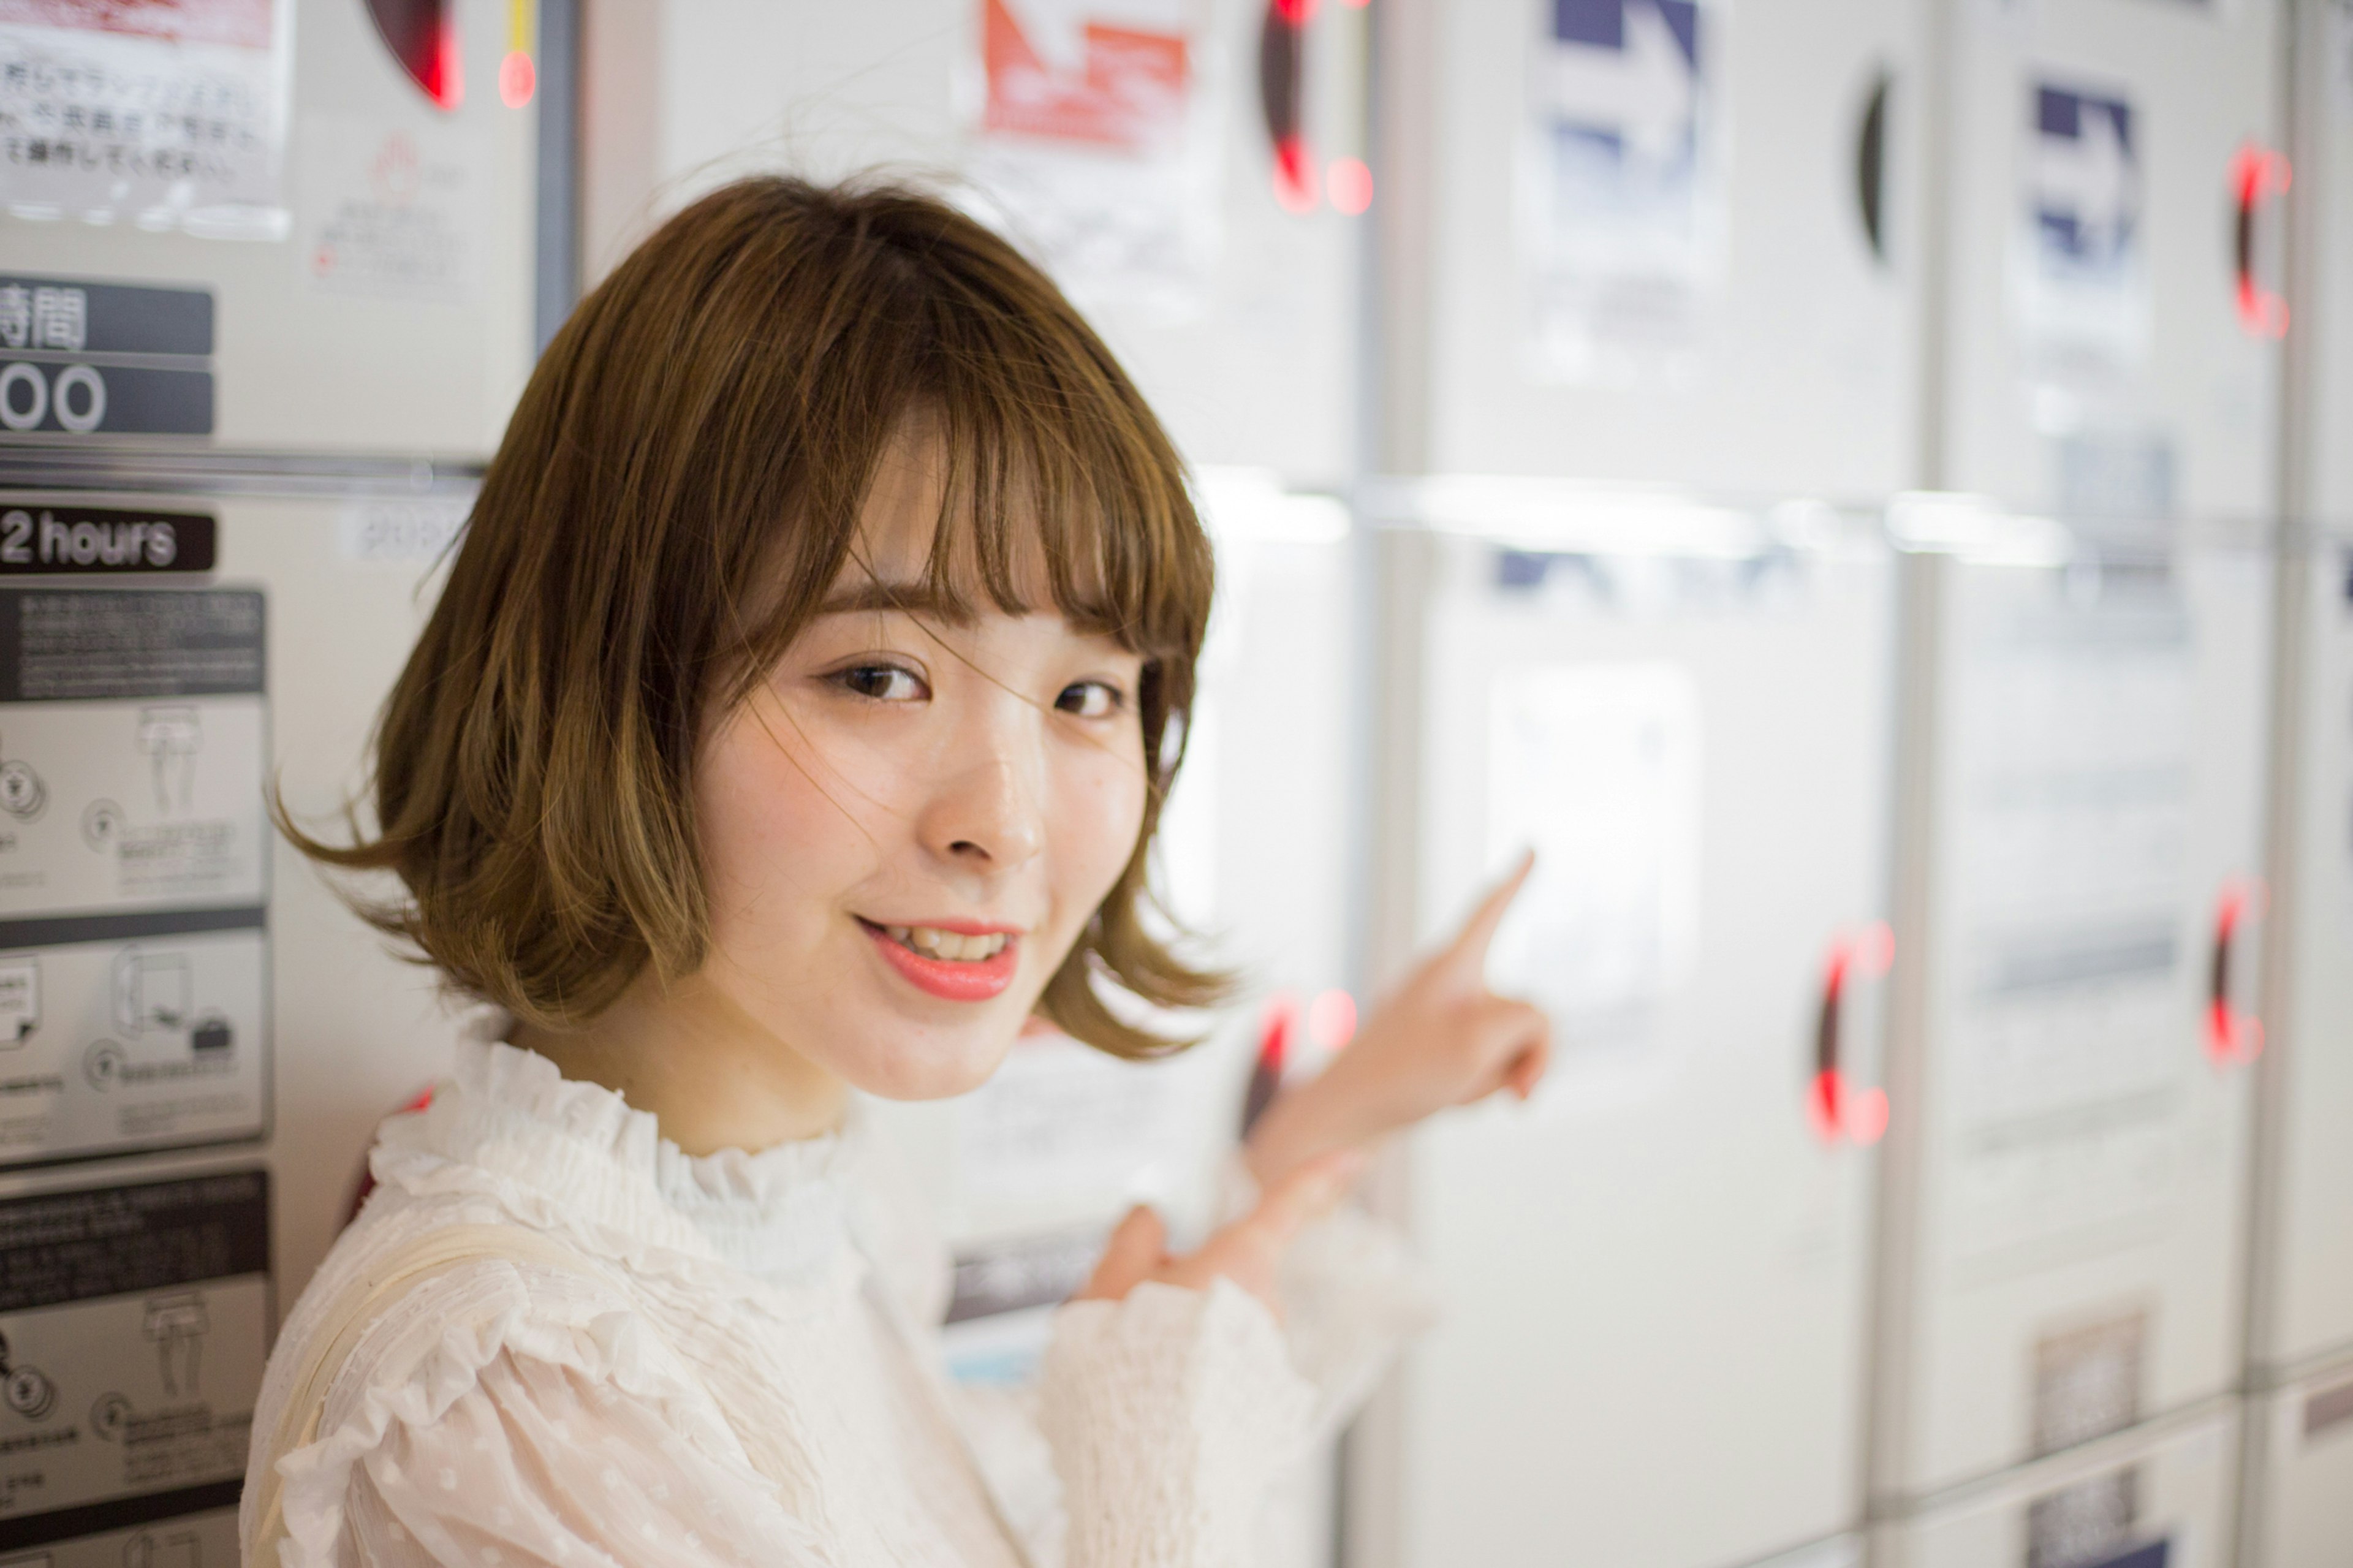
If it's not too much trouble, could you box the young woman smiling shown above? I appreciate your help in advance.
[245,177,1550,1568]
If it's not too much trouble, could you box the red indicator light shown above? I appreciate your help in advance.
[434,17,464,108]
[2204,879,2267,1066]
[1306,988,1357,1051]
[1328,156,1373,214]
[2231,143,2292,339]
[1273,134,1317,211]
[499,50,536,108]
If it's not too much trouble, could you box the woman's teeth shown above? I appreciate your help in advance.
[884,926,1010,962]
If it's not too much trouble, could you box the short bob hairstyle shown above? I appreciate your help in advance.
[290,175,1223,1059]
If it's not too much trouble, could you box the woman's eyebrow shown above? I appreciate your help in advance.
[816,580,977,623]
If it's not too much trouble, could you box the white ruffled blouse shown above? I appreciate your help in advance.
[242,1032,1430,1568]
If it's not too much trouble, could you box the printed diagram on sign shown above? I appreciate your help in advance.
[124,1528,206,1568]
[2018,81,2148,386]
[0,733,45,823]
[142,1293,206,1399]
[1521,0,1721,382]
[135,707,200,814]
[0,1331,56,1422]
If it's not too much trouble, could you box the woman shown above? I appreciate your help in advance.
[246,176,1549,1568]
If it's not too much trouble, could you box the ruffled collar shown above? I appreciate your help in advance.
[370,1012,867,1288]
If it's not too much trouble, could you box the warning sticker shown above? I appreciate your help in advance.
[0,917,265,1169]
[0,590,265,923]
[0,1173,267,1550]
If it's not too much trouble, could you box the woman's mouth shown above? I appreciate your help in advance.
[857,918,1021,1001]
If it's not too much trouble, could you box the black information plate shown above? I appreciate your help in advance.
[0,507,214,577]
[0,1172,269,1551]
[0,278,215,440]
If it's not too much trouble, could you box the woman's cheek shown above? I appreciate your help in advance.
[1058,742,1148,906]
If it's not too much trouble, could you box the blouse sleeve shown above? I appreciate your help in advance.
[1020,1192,1434,1568]
[270,1265,826,1568]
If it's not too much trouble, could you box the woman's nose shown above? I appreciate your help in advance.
[917,740,1047,873]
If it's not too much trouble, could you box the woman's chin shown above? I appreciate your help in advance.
[839,1020,1020,1103]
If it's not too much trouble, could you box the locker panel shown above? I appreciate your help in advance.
[1393,507,1891,1568]
[0,485,471,1563]
[1890,532,2268,1499]
[1411,0,1920,496]
[591,0,1362,486]
[2261,530,2353,1368]
[1936,0,2284,517]
[2248,1358,2353,1568]
[1877,1407,2238,1568]
[0,2,536,458]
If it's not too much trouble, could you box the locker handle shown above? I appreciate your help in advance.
[2230,142,2292,339]
[1259,0,1314,211]
[1808,923,1890,1146]
[2203,879,2264,1066]
[1854,69,1893,265]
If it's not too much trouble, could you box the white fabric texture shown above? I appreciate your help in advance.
[243,1025,1431,1568]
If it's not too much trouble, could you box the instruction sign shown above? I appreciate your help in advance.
[0,1172,267,1553]
[0,277,214,439]
[1522,0,1722,381]
[0,588,267,1167]
[0,0,292,239]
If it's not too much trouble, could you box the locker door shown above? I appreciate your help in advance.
[2245,1356,2353,1568]
[0,1,537,456]
[585,0,1364,485]
[1875,1405,2238,1568]
[1389,0,1921,496]
[1934,0,2284,517]
[1878,523,2270,1502]
[1385,501,1892,1568]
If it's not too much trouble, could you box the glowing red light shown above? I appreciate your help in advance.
[1273,0,1319,20]
[433,18,465,108]
[1306,989,1357,1051]
[1273,135,1317,212]
[1327,156,1373,214]
[1807,1068,1843,1145]
[1848,1088,1889,1146]
[499,50,536,108]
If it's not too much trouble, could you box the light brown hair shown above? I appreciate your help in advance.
[286,175,1224,1058]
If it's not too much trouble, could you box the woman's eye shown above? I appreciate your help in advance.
[836,664,927,702]
[1056,680,1124,718]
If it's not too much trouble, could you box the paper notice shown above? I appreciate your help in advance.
[964,0,1221,311]
[2015,80,2149,390]
[1946,573,2195,1269]
[301,115,482,306]
[0,0,291,237]
[1520,0,1724,381]
[1485,662,1703,1062]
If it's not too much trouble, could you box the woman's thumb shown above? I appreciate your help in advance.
[1077,1204,1167,1301]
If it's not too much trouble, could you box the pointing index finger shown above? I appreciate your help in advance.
[1447,849,1536,971]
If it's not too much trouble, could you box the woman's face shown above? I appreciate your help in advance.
[691,443,1150,1100]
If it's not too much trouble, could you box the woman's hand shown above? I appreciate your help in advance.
[1243,854,1553,1191]
[1074,1148,1365,1320]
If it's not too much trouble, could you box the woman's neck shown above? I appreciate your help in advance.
[511,973,850,1157]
